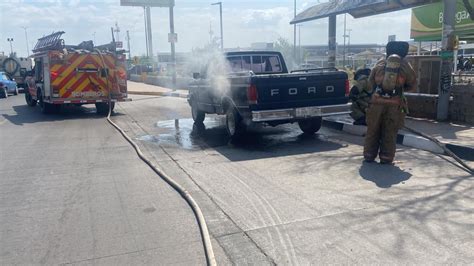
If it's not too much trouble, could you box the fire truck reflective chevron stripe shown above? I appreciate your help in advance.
[49,53,121,99]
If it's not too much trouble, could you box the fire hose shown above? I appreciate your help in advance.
[403,125,473,175]
[95,49,217,266]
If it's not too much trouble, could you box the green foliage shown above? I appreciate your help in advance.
[274,37,296,70]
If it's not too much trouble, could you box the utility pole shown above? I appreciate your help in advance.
[293,0,297,65]
[92,32,96,44]
[114,22,120,42]
[298,24,303,65]
[169,4,176,88]
[437,0,456,121]
[343,14,347,67]
[346,28,352,67]
[126,30,131,60]
[21,27,29,57]
[7,38,14,55]
[209,22,214,44]
[145,7,153,58]
[143,7,149,57]
[211,2,223,51]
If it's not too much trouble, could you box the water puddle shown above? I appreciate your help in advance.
[136,117,228,149]
[137,116,335,153]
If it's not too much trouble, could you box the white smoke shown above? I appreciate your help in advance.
[184,48,232,96]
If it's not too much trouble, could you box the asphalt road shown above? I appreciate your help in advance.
[1,91,473,265]
[0,95,206,264]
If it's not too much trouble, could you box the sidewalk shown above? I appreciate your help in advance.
[127,81,188,98]
[323,114,474,161]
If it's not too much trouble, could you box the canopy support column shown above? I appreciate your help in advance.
[328,15,337,68]
[437,0,456,121]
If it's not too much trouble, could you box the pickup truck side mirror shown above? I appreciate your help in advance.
[193,72,201,79]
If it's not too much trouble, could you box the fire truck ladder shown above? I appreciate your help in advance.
[33,31,65,53]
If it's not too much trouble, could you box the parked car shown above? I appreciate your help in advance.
[188,51,350,138]
[0,71,18,98]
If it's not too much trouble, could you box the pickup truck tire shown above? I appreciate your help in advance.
[191,101,205,124]
[226,107,246,138]
[298,117,322,135]
[25,91,37,106]
[96,102,115,115]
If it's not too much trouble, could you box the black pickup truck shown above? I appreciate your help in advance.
[188,51,350,138]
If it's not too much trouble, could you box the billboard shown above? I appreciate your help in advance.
[411,0,474,41]
[120,0,174,7]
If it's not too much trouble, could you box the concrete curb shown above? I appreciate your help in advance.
[128,90,188,98]
[322,119,474,161]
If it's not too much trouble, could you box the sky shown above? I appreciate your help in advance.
[0,0,412,57]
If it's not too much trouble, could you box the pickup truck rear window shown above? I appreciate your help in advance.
[227,55,282,74]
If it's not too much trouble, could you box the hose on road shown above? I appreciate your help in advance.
[95,49,217,266]
[403,126,473,175]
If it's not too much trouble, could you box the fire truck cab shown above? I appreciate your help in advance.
[25,31,130,114]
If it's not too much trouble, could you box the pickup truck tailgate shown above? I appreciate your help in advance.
[251,71,348,110]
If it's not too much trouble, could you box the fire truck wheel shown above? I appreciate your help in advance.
[95,102,115,115]
[39,94,54,114]
[25,91,37,106]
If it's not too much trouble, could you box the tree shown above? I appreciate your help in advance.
[274,37,296,70]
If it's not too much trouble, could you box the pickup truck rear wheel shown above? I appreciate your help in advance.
[226,107,246,138]
[298,117,322,135]
[191,101,205,124]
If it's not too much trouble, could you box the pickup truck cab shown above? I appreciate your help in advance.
[188,51,350,138]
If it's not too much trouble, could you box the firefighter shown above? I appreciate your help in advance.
[349,68,372,125]
[363,41,417,164]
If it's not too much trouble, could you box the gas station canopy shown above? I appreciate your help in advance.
[290,0,440,24]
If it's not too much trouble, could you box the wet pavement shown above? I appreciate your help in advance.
[135,115,346,162]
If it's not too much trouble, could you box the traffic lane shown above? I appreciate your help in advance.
[114,95,473,264]
[0,95,207,265]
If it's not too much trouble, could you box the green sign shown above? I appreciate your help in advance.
[440,50,454,59]
[411,0,474,41]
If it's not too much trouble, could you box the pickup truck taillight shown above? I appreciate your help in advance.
[247,84,258,104]
[345,79,350,97]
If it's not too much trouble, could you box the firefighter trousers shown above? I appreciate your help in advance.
[363,103,403,163]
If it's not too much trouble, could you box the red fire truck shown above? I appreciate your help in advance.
[25,31,130,114]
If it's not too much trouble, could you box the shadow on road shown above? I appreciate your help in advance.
[359,161,412,188]
[2,104,124,126]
